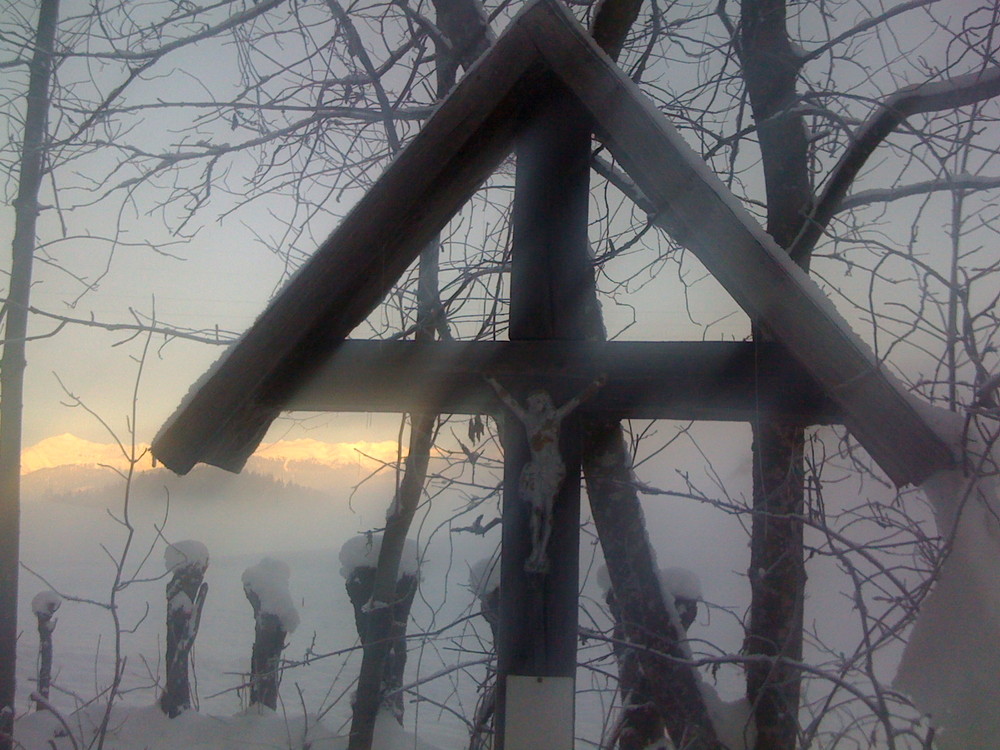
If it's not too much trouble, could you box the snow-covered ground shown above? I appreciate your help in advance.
[19,411,999,749]
[13,467,494,749]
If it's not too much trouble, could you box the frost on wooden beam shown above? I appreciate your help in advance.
[288,340,836,423]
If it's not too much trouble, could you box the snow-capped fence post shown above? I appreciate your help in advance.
[242,558,299,710]
[339,535,419,725]
[159,541,209,718]
[31,591,61,708]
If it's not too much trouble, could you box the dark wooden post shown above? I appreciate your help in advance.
[160,543,209,718]
[31,591,61,709]
[495,82,593,749]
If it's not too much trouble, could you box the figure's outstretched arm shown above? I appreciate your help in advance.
[486,376,527,422]
[555,374,607,419]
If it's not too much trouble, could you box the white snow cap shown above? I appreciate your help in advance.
[242,557,300,633]
[164,540,210,574]
[31,590,62,617]
[338,534,420,580]
[595,564,702,602]
[659,567,702,601]
[894,398,1000,749]
[468,556,500,598]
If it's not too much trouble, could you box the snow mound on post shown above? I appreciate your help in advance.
[242,557,300,633]
[659,566,702,601]
[894,399,1000,749]
[468,556,500,598]
[164,540,209,573]
[31,590,62,617]
[338,534,420,579]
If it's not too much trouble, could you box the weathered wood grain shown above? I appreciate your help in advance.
[288,339,838,423]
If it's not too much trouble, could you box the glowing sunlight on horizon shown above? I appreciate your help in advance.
[20,433,402,475]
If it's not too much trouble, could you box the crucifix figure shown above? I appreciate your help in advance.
[487,375,605,573]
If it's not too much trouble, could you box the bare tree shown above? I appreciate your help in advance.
[0,4,59,746]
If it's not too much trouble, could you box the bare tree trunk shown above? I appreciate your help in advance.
[583,422,722,750]
[346,6,488,746]
[468,584,498,750]
[345,566,419,724]
[738,1,812,747]
[581,4,723,749]
[0,3,59,746]
[245,595,286,710]
[345,255,437,749]
[604,587,665,750]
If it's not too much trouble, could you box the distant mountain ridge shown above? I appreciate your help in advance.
[23,434,398,476]
[20,433,398,505]
[22,463,339,508]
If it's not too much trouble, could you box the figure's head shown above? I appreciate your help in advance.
[526,391,554,414]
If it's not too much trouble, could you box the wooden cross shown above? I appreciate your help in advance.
[151,3,955,745]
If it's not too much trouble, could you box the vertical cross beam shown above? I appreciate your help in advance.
[496,81,593,749]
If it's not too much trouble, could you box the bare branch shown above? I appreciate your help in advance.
[799,0,943,65]
[791,65,1000,261]
[839,173,1000,212]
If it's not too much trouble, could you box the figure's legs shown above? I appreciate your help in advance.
[520,458,564,574]
[525,505,552,574]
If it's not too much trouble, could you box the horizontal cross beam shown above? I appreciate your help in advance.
[285,339,839,423]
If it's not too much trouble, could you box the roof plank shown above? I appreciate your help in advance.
[151,14,545,474]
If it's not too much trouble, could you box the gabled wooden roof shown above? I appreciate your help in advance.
[151,0,954,486]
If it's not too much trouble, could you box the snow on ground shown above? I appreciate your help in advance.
[14,482,477,750]
[894,401,1000,749]
[15,702,443,750]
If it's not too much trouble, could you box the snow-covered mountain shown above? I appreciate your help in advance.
[20,433,400,503]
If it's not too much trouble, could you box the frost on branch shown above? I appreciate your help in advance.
[160,541,209,718]
[894,401,1000,749]
[242,557,298,710]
